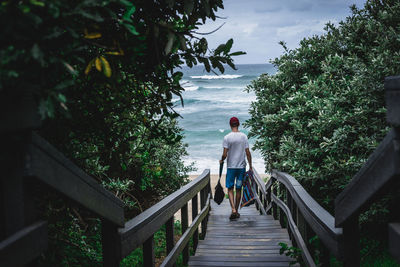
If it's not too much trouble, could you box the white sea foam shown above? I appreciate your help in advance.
[218,129,225,133]
[190,74,243,80]
[202,85,245,89]
[180,80,199,91]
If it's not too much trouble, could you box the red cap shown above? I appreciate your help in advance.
[229,117,239,127]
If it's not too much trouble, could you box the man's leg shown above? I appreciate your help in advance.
[228,187,236,214]
[226,169,236,215]
[235,188,241,212]
[234,168,246,216]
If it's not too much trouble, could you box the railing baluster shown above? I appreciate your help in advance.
[342,217,360,266]
[266,178,272,215]
[272,178,278,220]
[200,187,206,237]
[143,234,155,267]
[286,188,292,236]
[255,183,260,211]
[278,182,285,227]
[258,188,263,214]
[101,219,120,267]
[192,194,199,251]
[320,243,330,267]
[181,203,189,265]
[260,188,265,213]
[166,217,174,255]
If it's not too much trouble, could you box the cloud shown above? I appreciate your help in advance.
[276,19,337,37]
[196,0,367,64]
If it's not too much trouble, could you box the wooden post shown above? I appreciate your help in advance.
[297,210,305,241]
[181,203,189,265]
[258,189,263,214]
[259,189,264,214]
[305,223,314,257]
[341,216,360,267]
[166,217,174,254]
[266,178,272,215]
[286,188,292,234]
[1,133,36,239]
[293,203,298,225]
[200,187,206,238]
[101,219,120,267]
[192,194,199,251]
[272,178,278,220]
[143,234,155,267]
[263,191,267,212]
[255,183,260,211]
[278,182,285,227]
[320,243,330,267]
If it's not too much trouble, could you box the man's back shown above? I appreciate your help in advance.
[223,131,248,169]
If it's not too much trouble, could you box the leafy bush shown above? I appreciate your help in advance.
[246,0,400,215]
[1,0,245,265]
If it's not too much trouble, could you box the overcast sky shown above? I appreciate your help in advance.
[197,0,366,64]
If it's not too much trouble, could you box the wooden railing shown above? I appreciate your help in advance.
[2,75,400,266]
[253,169,342,267]
[0,119,211,266]
[115,169,211,266]
[251,76,400,266]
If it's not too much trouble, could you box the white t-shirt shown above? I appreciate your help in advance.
[223,132,249,169]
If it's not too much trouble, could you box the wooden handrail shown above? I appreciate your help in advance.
[118,169,210,258]
[103,169,212,266]
[161,194,210,267]
[252,168,343,265]
[335,128,399,227]
[29,133,125,226]
[271,193,315,267]
[0,221,47,267]
[271,170,342,257]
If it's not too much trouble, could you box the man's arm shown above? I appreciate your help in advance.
[245,148,252,170]
[219,148,228,164]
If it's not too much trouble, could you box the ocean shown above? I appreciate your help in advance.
[175,64,277,174]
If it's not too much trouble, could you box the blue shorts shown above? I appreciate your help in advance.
[226,168,245,189]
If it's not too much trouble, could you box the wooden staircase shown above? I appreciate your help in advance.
[189,200,294,267]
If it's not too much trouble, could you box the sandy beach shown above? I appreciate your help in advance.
[174,173,268,223]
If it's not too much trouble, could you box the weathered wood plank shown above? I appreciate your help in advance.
[195,250,281,256]
[196,244,281,250]
[189,255,291,262]
[189,263,294,267]
[189,263,293,267]
[200,239,290,245]
[0,221,47,267]
[28,133,125,226]
[189,200,294,267]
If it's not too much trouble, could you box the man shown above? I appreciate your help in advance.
[219,117,252,220]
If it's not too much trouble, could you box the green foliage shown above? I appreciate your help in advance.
[0,0,245,265]
[0,0,244,119]
[246,0,400,217]
[279,242,303,266]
